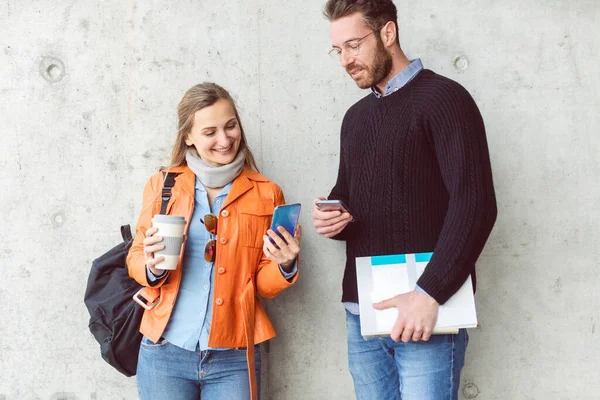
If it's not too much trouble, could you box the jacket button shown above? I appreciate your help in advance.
[215,298,224,306]
[220,237,228,245]
[218,267,226,274]
[221,209,229,217]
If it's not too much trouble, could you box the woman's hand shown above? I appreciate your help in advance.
[263,224,302,272]
[143,226,166,276]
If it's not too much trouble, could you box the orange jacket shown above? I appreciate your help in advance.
[127,165,298,398]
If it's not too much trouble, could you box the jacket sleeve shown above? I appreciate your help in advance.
[255,185,299,299]
[126,173,169,287]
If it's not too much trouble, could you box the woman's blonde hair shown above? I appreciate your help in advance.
[170,82,258,170]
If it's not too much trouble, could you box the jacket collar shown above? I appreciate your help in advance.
[223,168,268,208]
[162,165,268,207]
[161,165,196,199]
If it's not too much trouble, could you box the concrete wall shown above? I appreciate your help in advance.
[1,0,598,399]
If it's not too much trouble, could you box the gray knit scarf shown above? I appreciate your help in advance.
[185,148,245,188]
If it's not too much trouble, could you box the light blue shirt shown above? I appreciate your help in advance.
[149,177,297,350]
[345,58,431,316]
[371,58,424,98]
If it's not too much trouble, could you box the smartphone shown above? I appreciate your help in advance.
[315,199,352,214]
[270,203,302,244]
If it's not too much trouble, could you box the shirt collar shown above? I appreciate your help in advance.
[195,177,233,197]
[371,58,424,98]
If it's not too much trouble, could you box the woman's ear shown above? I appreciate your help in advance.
[183,132,192,146]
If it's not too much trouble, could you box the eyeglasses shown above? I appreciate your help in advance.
[328,27,382,61]
[201,214,218,262]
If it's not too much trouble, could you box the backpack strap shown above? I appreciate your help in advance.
[133,171,181,310]
[120,225,133,242]
[160,172,180,215]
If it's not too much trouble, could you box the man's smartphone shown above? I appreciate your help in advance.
[315,199,352,214]
[270,203,302,245]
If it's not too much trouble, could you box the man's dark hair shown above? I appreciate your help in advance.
[323,0,399,44]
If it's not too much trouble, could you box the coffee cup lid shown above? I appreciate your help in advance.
[152,215,186,224]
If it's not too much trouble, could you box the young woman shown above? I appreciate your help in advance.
[127,82,301,400]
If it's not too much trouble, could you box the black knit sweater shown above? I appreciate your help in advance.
[329,69,497,305]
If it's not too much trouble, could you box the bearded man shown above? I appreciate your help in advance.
[311,1,498,399]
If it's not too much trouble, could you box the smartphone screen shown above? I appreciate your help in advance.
[270,203,301,244]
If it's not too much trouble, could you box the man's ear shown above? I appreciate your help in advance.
[381,21,397,47]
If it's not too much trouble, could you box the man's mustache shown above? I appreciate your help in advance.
[346,63,365,75]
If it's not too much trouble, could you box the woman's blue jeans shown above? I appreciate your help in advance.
[346,309,468,400]
[136,336,261,400]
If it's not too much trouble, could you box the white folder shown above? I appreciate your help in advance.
[355,253,478,338]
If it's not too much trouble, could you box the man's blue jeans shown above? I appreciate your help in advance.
[136,336,261,400]
[346,310,468,400]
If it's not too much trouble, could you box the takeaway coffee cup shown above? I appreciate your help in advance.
[151,214,186,270]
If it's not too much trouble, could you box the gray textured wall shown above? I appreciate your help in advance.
[1,1,598,399]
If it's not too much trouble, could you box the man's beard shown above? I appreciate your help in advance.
[346,37,393,89]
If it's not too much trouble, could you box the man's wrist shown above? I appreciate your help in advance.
[414,285,438,305]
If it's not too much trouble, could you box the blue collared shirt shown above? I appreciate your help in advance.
[148,177,296,350]
[345,58,430,315]
[371,58,423,98]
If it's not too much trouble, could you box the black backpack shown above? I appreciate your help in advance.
[84,172,179,376]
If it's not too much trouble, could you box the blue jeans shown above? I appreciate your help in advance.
[136,336,261,400]
[346,310,468,400]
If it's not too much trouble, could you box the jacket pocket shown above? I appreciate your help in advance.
[239,201,274,248]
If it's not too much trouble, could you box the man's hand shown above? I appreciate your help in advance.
[373,290,439,342]
[312,197,353,238]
